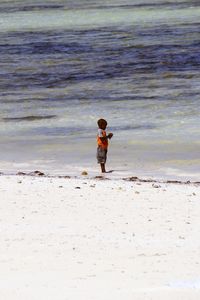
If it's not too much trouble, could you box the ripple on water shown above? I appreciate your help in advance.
[2,115,57,122]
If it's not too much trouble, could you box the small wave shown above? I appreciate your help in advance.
[3,115,57,122]
[1,1,199,14]
[0,4,64,14]
[28,126,86,137]
[113,124,157,131]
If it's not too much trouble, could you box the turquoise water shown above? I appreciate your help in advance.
[0,0,200,178]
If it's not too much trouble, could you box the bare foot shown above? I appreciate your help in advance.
[105,170,114,173]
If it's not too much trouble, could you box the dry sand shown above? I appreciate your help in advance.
[0,174,200,300]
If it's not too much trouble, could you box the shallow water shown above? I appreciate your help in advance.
[0,0,200,178]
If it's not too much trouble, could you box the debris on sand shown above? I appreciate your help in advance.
[29,170,45,176]
[81,171,88,176]
[123,176,139,182]
[152,184,161,188]
[16,172,26,176]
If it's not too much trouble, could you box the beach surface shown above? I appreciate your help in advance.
[0,173,200,300]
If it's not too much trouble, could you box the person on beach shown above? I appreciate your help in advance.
[97,118,113,173]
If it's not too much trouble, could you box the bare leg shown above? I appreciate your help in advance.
[100,163,106,173]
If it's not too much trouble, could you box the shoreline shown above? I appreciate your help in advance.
[0,170,200,186]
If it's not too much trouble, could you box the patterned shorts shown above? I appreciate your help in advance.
[96,147,107,164]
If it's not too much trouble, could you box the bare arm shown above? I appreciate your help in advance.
[99,133,113,142]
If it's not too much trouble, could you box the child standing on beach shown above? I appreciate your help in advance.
[97,119,113,173]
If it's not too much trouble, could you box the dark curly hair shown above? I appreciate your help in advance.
[97,119,107,129]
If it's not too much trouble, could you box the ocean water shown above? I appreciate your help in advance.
[0,0,200,179]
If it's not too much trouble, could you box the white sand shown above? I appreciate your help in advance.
[0,174,200,300]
